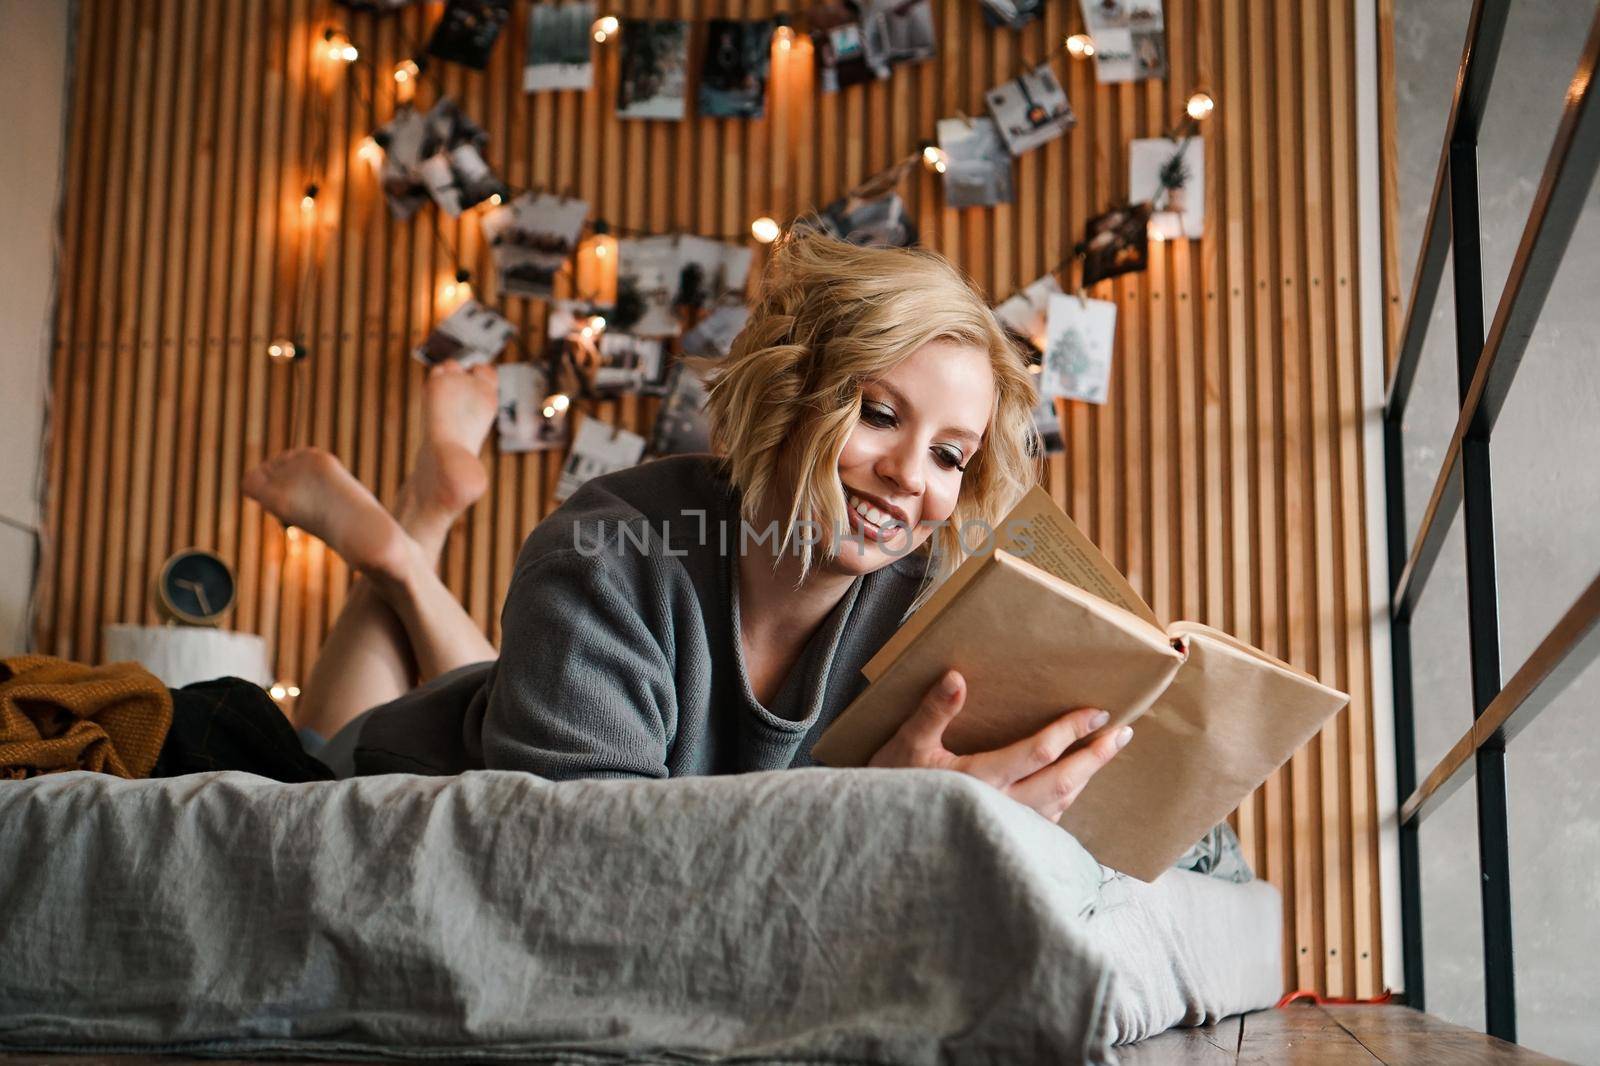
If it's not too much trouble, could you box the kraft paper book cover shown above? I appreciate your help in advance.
[812,486,1348,880]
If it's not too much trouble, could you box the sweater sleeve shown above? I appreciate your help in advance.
[481,544,680,780]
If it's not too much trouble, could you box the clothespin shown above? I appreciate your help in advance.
[955,108,976,130]
[1076,286,1089,310]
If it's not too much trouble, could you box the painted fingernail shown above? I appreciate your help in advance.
[1089,710,1110,729]
[1114,726,1134,749]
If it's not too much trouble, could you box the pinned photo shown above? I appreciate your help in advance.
[616,236,682,337]
[412,300,517,369]
[675,236,754,310]
[649,364,714,457]
[937,116,1014,208]
[594,332,667,393]
[698,18,774,119]
[555,418,646,502]
[497,363,569,452]
[1130,136,1204,240]
[810,3,882,92]
[985,63,1077,157]
[1077,202,1152,287]
[866,0,937,67]
[682,304,751,358]
[994,273,1064,352]
[426,0,512,71]
[373,106,433,220]
[618,19,690,120]
[801,190,919,248]
[381,98,505,218]
[1042,293,1117,404]
[1078,0,1167,83]
[524,2,594,92]
[1030,395,1065,456]
[977,0,1042,28]
[480,192,589,300]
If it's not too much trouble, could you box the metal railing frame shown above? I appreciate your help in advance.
[1383,0,1600,1043]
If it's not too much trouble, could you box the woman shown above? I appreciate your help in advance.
[244,233,1132,823]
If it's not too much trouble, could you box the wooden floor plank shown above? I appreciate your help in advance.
[1119,1014,1242,1063]
[1324,1005,1573,1065]
[1238,1005,1381,1064]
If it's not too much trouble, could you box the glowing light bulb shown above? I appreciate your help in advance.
[750,216,780,244]
[542,404,557,418]
[592,15,619,42]
[324,29,357,63]
[269,682,288,701]
[1065,34,1095,58]
[267,338,299,362]
[300,182,319,218]
[487,192,503,206]
[287,684,301,698]
[587,314,607,333]
[921,144,948,174]
[550,393,571,413]
[1186,91,1215,120]
[394,58,419,83]
[774,25,795,51]
[358,136,382,167]
[594,242,608,258]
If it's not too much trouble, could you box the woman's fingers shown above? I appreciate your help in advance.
[1007,725,1133,822]
[969,706,1110,787]
[868,669,966,768]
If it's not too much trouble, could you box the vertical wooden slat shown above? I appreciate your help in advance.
[38,0,1388,998]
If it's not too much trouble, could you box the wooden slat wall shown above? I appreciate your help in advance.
[34,0,1384,997]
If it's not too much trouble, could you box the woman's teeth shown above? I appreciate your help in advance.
[847,493,895,529]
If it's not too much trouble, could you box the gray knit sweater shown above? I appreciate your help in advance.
[354,456,928,779]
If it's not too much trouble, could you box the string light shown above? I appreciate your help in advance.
[750,216,781,244]
[486,192,504,207]
[578,314,608,340]
[268,681,302,701]
[357,135,382,168]
[1186,91,1215,120]
[267,338,301,362]
[921,144,948,174]
[323,28,358,63]
[592,15,619,43]
[1065,33,1095,58]
[393,58,420,83]
[442,268,473,304]
[300,182,319,218]
[773,13,794,51]
[284,526,302,543]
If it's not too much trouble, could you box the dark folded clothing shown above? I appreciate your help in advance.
[152,677,334,782]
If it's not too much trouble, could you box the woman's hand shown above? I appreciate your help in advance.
[867,669,1132,823]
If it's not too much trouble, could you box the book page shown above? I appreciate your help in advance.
[1000,487,1160,627]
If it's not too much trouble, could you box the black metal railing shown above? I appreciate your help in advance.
[1384,0,1600,1043]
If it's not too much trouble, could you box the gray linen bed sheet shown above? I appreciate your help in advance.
[0,767,1281,1064]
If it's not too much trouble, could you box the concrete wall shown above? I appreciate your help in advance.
[0,0,72,654]
[1393,1,1600,1059]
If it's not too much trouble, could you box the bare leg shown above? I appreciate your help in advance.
[244,362,500,738]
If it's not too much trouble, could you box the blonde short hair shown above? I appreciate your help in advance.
[698,232,1039,603]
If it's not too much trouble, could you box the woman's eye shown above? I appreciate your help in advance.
[933,447,966,472]
[860,402,896,427]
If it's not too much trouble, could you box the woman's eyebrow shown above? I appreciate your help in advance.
[872,380,983,446]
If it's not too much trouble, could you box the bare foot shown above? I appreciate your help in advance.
[397,362,498,548]
[243,448,414,583]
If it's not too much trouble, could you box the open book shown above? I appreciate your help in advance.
[811,486,1350,881]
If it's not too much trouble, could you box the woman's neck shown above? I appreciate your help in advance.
[738,544,857,649]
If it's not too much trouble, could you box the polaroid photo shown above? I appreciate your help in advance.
[994,272,1064,352]
[496,362,569,452]
[617,19,690,120]
[1042,293,1117,404]
[524,2,594,92]
[649,364,714,457]
[555,418,647,502]
[545,299,588,341]
[977,0,1042,28]
[985,63,1077,157]
[1078,0,1167,83]
[420,142,505,217]
[674,236,754,310]
[412,299,517,369]
[698,18,774,119]
[810,3,882,92]
[1030,394,1065,456]
[617,236,682,337]
[1077,201,1152,287]
[481,192,589,300]
[1129,136,1204,240]
[682,304,751,358]
[874,0,937,66]
[374,106,433,220]
[801,190,919,248]
[426,0,512,71]
[937,116,1014,208]
[593,332,667,393]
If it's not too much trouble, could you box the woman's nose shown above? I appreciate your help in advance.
[875,441,925,497]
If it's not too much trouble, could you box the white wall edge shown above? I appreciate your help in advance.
[1355,0,1405,997]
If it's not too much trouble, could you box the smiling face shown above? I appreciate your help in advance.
[828,339,996,577]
